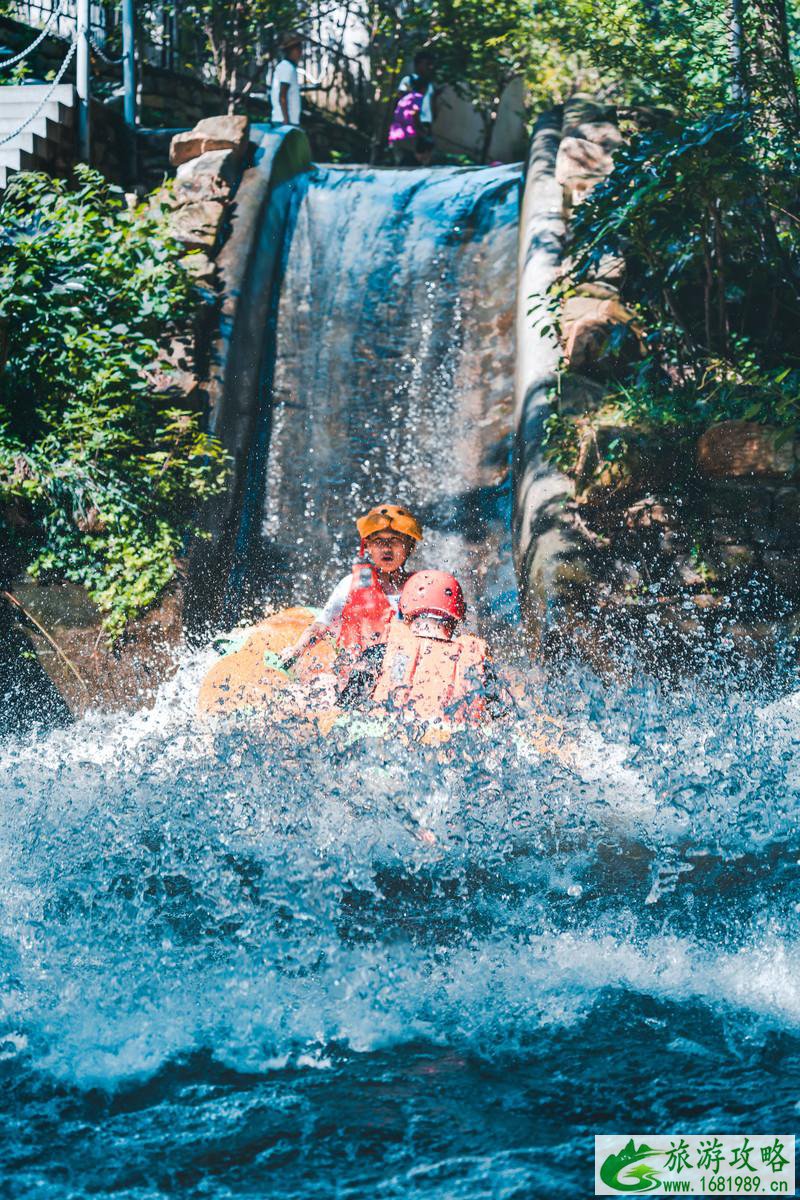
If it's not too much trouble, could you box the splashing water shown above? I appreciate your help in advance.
[3,165,800,1198]
[2,652,800,1198]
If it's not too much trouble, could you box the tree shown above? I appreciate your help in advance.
[160,0,311,112]
[361,0,530,161]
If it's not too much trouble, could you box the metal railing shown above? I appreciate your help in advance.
[11,0,109,48]
[2,0,373,153]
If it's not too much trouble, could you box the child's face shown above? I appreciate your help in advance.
[366,533,411,575]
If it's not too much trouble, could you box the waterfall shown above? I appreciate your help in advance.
[231,164,521,633]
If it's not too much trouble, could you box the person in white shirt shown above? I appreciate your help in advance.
[271,32,303,125]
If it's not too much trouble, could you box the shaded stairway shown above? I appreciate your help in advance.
[0,83,76,190]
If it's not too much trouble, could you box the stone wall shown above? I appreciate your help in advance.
[513,97,800,674]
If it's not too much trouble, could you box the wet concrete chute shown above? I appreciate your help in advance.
[221,160,522,641]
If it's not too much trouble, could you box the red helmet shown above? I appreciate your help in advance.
[399,571,466,622]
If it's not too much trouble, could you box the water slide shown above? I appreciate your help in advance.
[222,161,521,639]
[2,142,798,1198]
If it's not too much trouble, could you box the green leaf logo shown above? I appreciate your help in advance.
[600,1139,665,1192]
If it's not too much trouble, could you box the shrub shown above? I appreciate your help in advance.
[0,166,227,640]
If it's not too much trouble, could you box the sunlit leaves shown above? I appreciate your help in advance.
[0,166,228,640]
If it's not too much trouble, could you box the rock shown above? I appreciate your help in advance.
[556,136,615,203]
[566,120,624,154]
[709,516,749,544]
[146,364,199,398]
[590,254,625,287]
[174,148,239,202]
[74,506,106,534]
[679,562,707,588]
[702,479,773,519]
[762,550,800,597]
[573,422,636,502]
[195,114,249,148]
[693,593,726,609]
[562,296,642,375]
[696,421,795,478]
[773,487,800,538]
[180,251,217,286]
[170,199,226,251]
[574,280,621,300]
[707,541,756,577]
[169,115,249,167]
[561,95,616,136]
[558,372,609,415]
[624,498,669,529]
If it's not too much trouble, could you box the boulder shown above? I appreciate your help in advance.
[573,422,633,502]
[762,550,800,597]
[561,95,616,136]
[170,199,226,251]
[558,372,609,415]
[555,136,615,201]
[174,148,240,202]
[574,280,621,300]
[590,254,625,287]
[696,421,795,478]
[145,363,199,399]
[624,498,670,529]
[180,250,217,286]
[562,296,641,375]
[169,115,249,167]
[566,120,623,154]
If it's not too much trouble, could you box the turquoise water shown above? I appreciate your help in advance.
[1,659,799,1196]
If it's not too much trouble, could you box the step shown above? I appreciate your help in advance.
[0,152,69,190]
[0,84,76,107]
[0,99,75,126]
[0,146,40,171]
[0,128,59,159]
[0,112,74,148]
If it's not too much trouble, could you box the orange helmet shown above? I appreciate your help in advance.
[356,504,423,543]
[400,571,466,622]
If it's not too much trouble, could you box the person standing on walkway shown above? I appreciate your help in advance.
[387,49,438,166]
[271,32,303,126]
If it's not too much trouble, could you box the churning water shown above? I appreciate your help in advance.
[3,660,800,1198]
[2,165,800,1198]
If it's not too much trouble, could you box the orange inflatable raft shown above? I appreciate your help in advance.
[197,607,339,722]
[196,605,490,743]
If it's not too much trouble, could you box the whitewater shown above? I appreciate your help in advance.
[1,163,799,1197]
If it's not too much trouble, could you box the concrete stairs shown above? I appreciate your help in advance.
[0,84,76,190]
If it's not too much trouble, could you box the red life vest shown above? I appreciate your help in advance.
[371,620,488,725]
[338,563,394,653]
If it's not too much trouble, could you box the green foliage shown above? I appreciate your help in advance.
[523,0,800,115]
[563,107,800,401]
[524,0,732,110]
[161,0,310,106]
[0,167,227,640]
[543,411,582,473]
[544,93,800,482]
[363,0,531,159]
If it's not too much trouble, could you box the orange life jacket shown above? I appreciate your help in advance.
[338,563,394,653]
[371,619,488,725]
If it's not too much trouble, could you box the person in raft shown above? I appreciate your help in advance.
[280,504,423,667]
[339,568,492,722]
[387,49,438,166]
